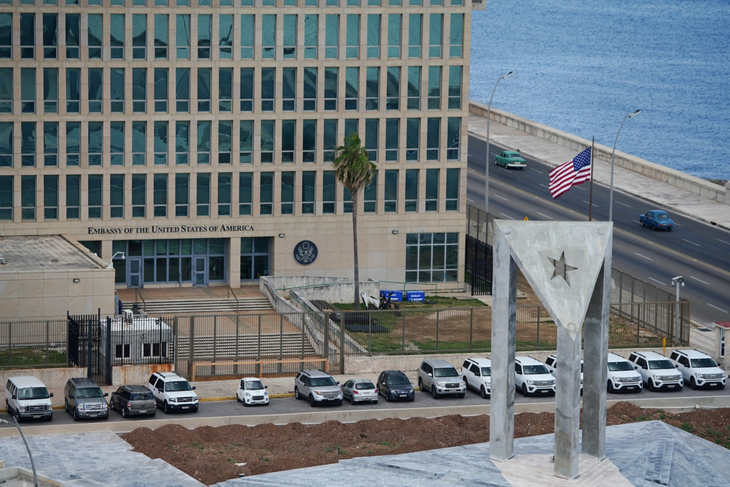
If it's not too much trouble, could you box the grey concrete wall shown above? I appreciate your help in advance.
[260,276,381,304]
[470,102,727,205]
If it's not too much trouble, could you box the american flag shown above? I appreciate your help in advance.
[549,147,592,199]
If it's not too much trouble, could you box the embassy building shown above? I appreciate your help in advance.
[0,0,480,290]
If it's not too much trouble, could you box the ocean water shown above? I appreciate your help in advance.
[469,0,730,180]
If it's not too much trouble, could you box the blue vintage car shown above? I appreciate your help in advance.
[639,210,674,231]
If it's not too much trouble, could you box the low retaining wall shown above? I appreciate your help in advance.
[469,101,728,205]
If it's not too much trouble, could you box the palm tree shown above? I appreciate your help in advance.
[333,133,377,309]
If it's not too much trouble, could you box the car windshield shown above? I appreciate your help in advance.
[246,380,264,390]
[434,367,459,378]
[18,387,50,400]
[655,213,669,220]
[131,392,154,400]
[77,387,104,398]
[690,358,718,368]
[608,361,634,372]
[523,365,549,375]
[388,375,410,386]
[166,381,192,392]
[648,359,675,370]
[481,367,492,376]
[355,382,375,390]
[310,377,337,387]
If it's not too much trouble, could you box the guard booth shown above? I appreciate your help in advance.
[102,310,173,366]
[714,321,730,363]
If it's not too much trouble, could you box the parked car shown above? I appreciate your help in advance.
[669,349,726,390]
[639,210,674,231]
[5,376,53,423]
[109,384,156,418]
[294,370,343,407]
[494,150,527,169]
[64,377,109,421]
[514,357,556,396]
[148,371,199,413]
[628,351,683,391]
[417,359,466,399]
[606,353,643,393]
[341,378,378,404]
[377,370,415,402]
[461,357,492,398]
[545,354,583,393]
[236,378,270,406]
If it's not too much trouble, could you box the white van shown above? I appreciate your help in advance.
[5,376,54,422]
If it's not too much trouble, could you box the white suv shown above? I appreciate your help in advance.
[544,354,583,393]
[461,357,491,398]
[628,351,683,391]
[669,349,726,390]
[607,353,643,393]
[514,357,556,396]
[148,371,199,413]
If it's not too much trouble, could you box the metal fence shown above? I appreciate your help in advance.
[0,318,68,369]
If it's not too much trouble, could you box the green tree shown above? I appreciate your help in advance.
[333,133,377,308]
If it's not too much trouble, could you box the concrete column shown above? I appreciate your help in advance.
[554,324,582,479]
[582,237,612,459]
[489,226,517,462]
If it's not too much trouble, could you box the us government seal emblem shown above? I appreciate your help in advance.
[293,240,318,265]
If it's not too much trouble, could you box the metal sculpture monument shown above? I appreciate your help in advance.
[489,220,613,479]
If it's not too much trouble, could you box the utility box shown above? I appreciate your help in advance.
[406,291,425,302]
[380,290,403,302]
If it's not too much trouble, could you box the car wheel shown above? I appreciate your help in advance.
[294,387,300,400]
[608,381,615,393]
[668,227,673,232]
[432,386,438,399]
[385,391,391,402]
[64,400,69,413]
[45,414,53,422]
[73,407,79,422]
[648,379,656,392]
[336,400,343,406]
[458,394,465,399]
[236,394,241,403]
[243,399,249,407]
[309,395,316,407]
[418,378,424,392]
[102,413,109,420]
[14,408,22,423]
[641,221,646,228]
[163,401,170,414]
[689,377,697,390]
[121,407,128,418]
[480,386,488,399]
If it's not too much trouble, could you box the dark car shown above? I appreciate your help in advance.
[64,377,109,421]
[109,385,157,418]
[377,370,415,402]
[639,210,673,231]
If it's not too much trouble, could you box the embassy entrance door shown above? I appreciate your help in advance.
[128,257,143,288]
[193,257,208,286]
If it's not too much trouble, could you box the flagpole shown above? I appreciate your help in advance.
[588,137,594,221]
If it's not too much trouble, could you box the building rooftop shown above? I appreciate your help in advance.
[0,235,107,272]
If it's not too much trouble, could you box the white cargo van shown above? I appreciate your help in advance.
[5,376,54,422]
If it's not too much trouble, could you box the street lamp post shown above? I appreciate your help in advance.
[608,109,641,221]
[106,251,126,269]
[0,417,38,487]
[671,276,685,344]
[485,71,513,214]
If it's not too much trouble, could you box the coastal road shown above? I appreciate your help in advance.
[467,135,730,326]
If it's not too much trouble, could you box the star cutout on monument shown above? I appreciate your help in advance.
[548,251,578,285]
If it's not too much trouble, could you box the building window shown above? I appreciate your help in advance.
[363,172,377,213]
[88,68,103,113]
[239,172,252,215]
[384,169,398,212]
[447,117,460,160]
[346,14,360,59]
[450,13,464,58]
[153,174,167,217]
[154,121,168,165]
[66,175,80,219]
[132,174,146,217]
[65,14,80,59]
[111,14,125,59]
[387,67,400,110]
[111,122,124,166]
[176,15,190,60]
[197,121,210,164]
[323,119,337,162]
[304,14,318,59]
[20,13,35,59]
[21,122,36,167]
[154,68,168,112]
[240,15,254,59]
[0,69,10,113]
[260,120,274,163]
[303,67,317,111]
[219,14,233,59]
[240,68,253,112]
[429,14,443,58]
[385,119,399,161]
[219,68,232,112]
[365,119,378,161]
[0,122,11,167]
[427,118,440,161]
[0,14,11,59]
[197,68,211,112]
[111,68,125,113]
[132,68,147,113]
[43,122,57,167]
[218,172,231,216]
[325,14,339,59]
[133,14,147,60]
[408,14,421,58]
[428,66,441,110]
[0,175,12,220]
[43,68,57,113]
[88,122,102,166]
[406,118,419,162]
[262,15,276,59]
[282,120,295,163]
[367,14,380,58]
[88,14,103,59]
[110,174,124,218]
[366,67,379,110]
[239,120,252,164]
[132,122,146,166]
[281,171,294,215]
[448,66,462,110]
[21,69,35,114]
[282,68,296,111]
[446,168,459,210]
[261,68,275,112]
[198,14,211,59]
[175,121,189,165]
[259,172,273,215]
[175,173,189,217]
[283,14,297,59]
[345,67,358,111]
[405,169,418,212]
[240,237,269,280]
[322,171,336,214]
[176,68,190,112]
[407,66,421,110]
[66,122,80,166]
[405,233,459,282]
[425,169,439,211]
[302,171,315,214]
[43,14,57,59]
[43,175,58,220]
[88,174,103,219]
[388,14,401,58]
[218,120,232,164]
[302,120,316,163]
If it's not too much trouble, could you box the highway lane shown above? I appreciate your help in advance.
[3,385,729,430]
[467,135,730,325]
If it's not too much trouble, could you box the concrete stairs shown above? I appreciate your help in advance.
[176,333,317,360]
[123,297,273,315]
